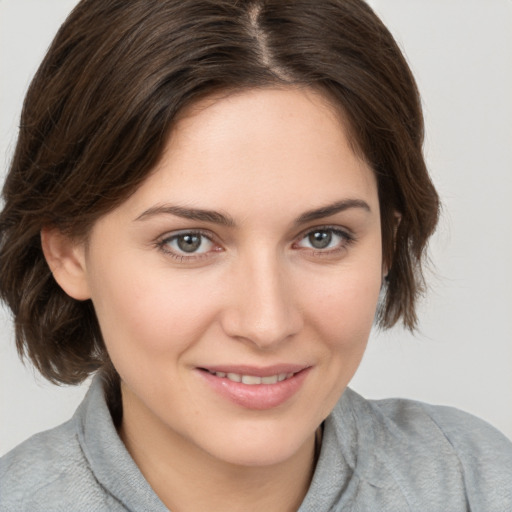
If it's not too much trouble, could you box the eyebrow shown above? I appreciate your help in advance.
[294,199,371,225]
[135,199,371,226]
[135,204,236,226]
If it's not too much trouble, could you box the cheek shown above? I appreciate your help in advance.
[307,264,382,339]
[302,274,381,389]
[88,255,222,360]
[295,264,382,421]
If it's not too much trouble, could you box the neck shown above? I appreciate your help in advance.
[119,386,318,512]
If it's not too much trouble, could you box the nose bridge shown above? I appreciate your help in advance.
[222,246,301,347]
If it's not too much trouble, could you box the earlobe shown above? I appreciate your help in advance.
[40,227,91,300]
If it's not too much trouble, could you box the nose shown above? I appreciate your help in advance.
[220,249,303,349]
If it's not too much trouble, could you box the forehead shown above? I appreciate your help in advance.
[117,87,378,220]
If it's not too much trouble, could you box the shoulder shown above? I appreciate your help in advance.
[399,399,512,501]
[0,417,120,511]
[340,389,512,509]
[1,419,79,510]
[370,394,512,465]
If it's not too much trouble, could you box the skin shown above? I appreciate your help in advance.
[44,87,383,511]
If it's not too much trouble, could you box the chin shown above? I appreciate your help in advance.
[212,443,306,468]
[195,420,316,469]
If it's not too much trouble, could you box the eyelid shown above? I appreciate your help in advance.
[296,224,354,241]
[159,228,214,239]
[293,225,356,251]
[156,229,222,259]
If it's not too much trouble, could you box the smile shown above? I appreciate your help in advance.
[199,366,311,410]
[205,370,295,385]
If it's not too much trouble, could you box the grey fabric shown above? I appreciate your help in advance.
[1,375,511,511]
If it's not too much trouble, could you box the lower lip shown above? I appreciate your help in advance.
[198,368,311,410]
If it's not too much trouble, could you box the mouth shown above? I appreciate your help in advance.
[202,369,297,385]
[197,365,311,410]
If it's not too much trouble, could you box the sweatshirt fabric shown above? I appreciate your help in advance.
[1,375,511,511]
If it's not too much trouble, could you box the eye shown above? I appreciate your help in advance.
[295,227,352,251]
[158,231,217,257]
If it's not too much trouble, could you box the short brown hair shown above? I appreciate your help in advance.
[0,0,439,385]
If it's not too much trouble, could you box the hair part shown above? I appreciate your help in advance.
[0,0,439,386]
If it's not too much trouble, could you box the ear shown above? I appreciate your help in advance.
[382,212,402,279]
[41,227,91,300]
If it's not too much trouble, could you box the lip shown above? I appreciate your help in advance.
[197,365,312,410]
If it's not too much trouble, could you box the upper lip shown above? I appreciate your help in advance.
[199,364,310,377]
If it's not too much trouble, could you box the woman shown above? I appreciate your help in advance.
[0,0,511,510]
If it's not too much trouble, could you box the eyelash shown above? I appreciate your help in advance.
[293,225,355,256]
[156,229,219,261]
[155,226,355,261]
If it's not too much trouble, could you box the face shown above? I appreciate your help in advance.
[74,87,383,467]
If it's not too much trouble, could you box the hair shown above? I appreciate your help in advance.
[0,0,439,386]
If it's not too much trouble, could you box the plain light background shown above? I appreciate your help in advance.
[1,0,511,456]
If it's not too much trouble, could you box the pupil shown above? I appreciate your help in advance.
[177,234,201,252]
[309,231,331,249]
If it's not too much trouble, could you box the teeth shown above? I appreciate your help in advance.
[242,375,261,385]
[212,371,295,385]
